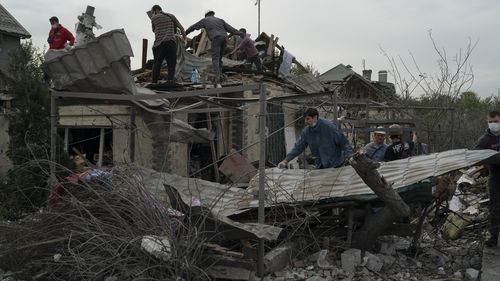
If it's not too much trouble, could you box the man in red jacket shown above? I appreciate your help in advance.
[47,16,75,50]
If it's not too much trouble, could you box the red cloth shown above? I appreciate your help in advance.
[48,24,75,50]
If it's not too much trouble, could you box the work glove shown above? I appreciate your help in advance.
[277,161,288,169]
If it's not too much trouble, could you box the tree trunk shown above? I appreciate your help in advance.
[350,153,411,250]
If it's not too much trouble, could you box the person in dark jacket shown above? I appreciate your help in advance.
[474,110,500,248]
[185,10,242,87]
[384,124,414,162]
[47,16,74,50]
[150,5,186,83]
[278,108,353,169]
[229,28,262,71]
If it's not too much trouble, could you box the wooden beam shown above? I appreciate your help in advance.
[52,84,261,100]
[195,30,208,57]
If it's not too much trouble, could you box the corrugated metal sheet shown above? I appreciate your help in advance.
[43,29,136,95]
[285,73,325,94]
[244,149,499,206]
[0,4,31,38]
[138,167,283,241]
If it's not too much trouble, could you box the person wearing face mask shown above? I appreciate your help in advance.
[47,16,74,50]
[278,108,353,169]
[383,124,414,162]
[150,5,186,84]
[229,28,262,71]
[474,110,500,248]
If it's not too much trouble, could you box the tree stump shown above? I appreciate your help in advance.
[349,153,411,250]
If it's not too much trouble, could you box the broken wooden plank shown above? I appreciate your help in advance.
[195,29,208,57]
[219,148,257,183]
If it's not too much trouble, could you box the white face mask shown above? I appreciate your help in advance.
[309,122,317,128]
[489,122,500,133]
[51,24,58,29]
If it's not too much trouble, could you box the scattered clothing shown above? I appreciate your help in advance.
[364,142,388,162]
[47,24,74,50]
[279,50,294,76]
[285,118,353,169]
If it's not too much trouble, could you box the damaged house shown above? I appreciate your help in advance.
[0,3,31,174]
[5,7,490,280]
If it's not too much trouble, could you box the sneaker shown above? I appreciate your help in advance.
[216,84,222,88]
[485,236,498,248]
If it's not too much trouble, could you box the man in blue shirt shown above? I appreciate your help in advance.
[279,108,353,169]
[364,127,388,162]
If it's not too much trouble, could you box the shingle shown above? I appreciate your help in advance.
[0,4,31,38]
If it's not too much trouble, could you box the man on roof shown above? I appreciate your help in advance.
[149,5,186,84]
[229,28,262,71]
[278,108,353,169]
[185,10,242,88]
[47,16,74,50]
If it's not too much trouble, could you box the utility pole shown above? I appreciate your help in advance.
[256,0,261,35]
[257,82,267,277]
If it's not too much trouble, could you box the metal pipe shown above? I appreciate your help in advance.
[97,128,105,167]
[142,39,148,69]
[257,83,267,277]
[63,128,69,152]
[50,92,57,184]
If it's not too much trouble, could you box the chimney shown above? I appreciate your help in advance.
[378,70,388,83]
[362,69,372,81]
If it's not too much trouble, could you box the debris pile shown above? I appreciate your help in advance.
[0,166,212,281]
[0,159,495,280]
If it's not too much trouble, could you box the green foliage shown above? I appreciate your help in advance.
[401,91,499,152]
[291,61,320,77]
[0,41,53,219]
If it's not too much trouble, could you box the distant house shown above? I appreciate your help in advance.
[0,4,31,92]
[0,4,31,174]
[319,63,397,103]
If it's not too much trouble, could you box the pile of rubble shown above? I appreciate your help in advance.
[0,157,494,281]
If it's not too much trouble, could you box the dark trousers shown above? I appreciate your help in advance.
[489,172,500,237]
[211,36,227,83]
[246,55,262,71]
[152,40,177,83]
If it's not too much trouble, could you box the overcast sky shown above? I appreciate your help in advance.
[3,0,500,97]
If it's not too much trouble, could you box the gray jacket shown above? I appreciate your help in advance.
[186,16,240,40]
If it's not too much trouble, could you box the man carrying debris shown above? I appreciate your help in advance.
[150,5,186,84]
[384,124,414,162]
[364,127,388,162]
[47,16,74,50]
[185,10,242,88]
[474,110,500,248]
[229,28,262,71]
[278,108,353,169]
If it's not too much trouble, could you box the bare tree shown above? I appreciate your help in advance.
[379,31,479,151]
